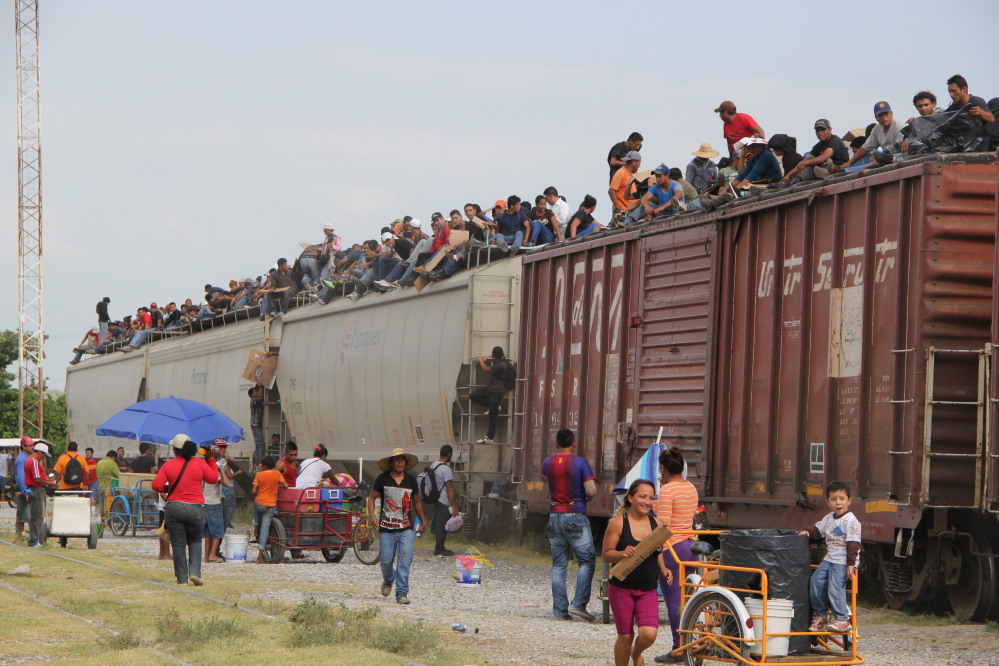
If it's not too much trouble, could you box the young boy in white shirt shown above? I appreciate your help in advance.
[800,481,862,633]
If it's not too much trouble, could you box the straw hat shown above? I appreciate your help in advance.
[378,447,418,472]
[691,142,720,159]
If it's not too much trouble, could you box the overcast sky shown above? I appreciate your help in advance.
[1,0,998,392]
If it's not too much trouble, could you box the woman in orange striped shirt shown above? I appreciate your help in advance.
[653,447,699,663]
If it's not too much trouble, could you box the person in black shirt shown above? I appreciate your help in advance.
[130,442,157,474]
[780,119,849,186]
[945,74,995,151]
[607,132,643,183]
[96,297,111,344]
[368,448,425,604]
[470,346,513,445]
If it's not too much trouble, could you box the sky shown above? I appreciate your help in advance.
[1,0,998,392]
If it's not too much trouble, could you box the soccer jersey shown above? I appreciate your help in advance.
[541,452,594,514]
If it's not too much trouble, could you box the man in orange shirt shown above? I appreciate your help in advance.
[609,151,641,218]
[53,441,89,491]
[252,455,287,563]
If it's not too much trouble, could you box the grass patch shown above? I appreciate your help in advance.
[154,609,252,645]
[867,610,967,627]
[289,596,441,659]
[987,621,999,635]
[98,628,144,651]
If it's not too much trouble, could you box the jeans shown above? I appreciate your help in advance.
[88,481,99,504]
[380,529,415,597]
[529,220,556,244]
[373,256,401,280]
[16,491,30,523]
[547,512,595,617]
[496,230,524,252]
[469,387,504,439]
[574,224,598,238]
[810,559,850,620]
[299,256,322,285]
[261,290,292,316]
[251,426,265,465]
[224,485,236,529]
[253,502,277,553]
[72,345,96,363]
[28,487,45,546]
[165,501,206,584]
[98,321,108,344]
[432,502,451,552]
[127,330,152,348]
[660,538,694,649]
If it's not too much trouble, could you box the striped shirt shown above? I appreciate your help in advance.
[656,479,699,546]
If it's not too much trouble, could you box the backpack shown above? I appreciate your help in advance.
[503,360,517,391]
[64,454,84,486]
[417,462,444,505]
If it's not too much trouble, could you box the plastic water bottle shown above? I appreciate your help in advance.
[451,624,479,634]
[415,517,423,538]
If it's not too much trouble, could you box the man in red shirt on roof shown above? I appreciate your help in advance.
[715,100,765,157]
[541,428,597,622]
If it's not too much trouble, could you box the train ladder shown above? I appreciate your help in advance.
[920,347,988,509]
[987,343,999,513]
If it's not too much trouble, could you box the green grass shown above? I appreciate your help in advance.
[986,621,999,635]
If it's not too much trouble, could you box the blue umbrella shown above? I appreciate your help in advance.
[96,396,244,447]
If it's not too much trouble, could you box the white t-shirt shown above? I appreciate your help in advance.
[814,511,862,565]
[550,198,572,235]
[296,458,331,488]
[430,462,454,507]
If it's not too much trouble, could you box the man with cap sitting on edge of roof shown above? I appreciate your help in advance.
[836,101,905,171]
[715,101,765,157]
[686,143,720,194]
[730,137,783,190]
[369,447,426,605]
[24,441,57,547]
[624,164,685,225]
[779,119,850,186]
[609,151,642,220]
[70,325,102,365]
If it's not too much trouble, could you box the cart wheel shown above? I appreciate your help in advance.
[352,516,380,566]
[59,537,68,548]
[87,523,98,550]
[680,592,752,666]
[322,547,346,563]
[108,498,129,537]
[262,517,286,564]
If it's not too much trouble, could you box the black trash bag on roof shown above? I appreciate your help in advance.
[718,529,812,655]
[904,106,986,154]
[767,133,797,154]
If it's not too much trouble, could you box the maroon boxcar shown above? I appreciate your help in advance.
[516,154,999,618]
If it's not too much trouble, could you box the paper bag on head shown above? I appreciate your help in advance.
[609,524,672,581]
[242,348,278,389]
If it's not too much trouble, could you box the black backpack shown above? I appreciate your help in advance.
[64,454,84,486]
[503,360,517,391]
[417,462,443,505]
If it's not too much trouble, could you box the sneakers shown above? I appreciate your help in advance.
[653,653,683,664]
[825,618,851,633]
[809,615,826,632]
[380,581,392,597]
[672,197,688,212]
[347,292,361,301]
[568,607,595,622]
[396,594,410,604]
[476,436,494,445]
[434,548,455,557]
[373,280,393,290]
[189,575,204,586]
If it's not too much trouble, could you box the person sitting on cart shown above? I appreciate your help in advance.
[799,481,862,633]
[603,479,671,666]
[296,445,337,488]
[275,442,298,488]
[252,455,287,564]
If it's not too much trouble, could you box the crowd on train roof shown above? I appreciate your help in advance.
[70,74,999,365]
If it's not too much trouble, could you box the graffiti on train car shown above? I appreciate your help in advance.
[756,238,900,300]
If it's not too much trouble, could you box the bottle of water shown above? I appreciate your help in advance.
[415,516,423,538]
[451,624,479,633]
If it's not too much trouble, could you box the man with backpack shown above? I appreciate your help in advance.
[54,441,89,491]
[471,346,516,445]
[418,445,459,557]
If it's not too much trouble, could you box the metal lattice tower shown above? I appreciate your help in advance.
[16,0,43,438]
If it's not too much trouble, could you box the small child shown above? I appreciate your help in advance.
[799,481,862,633]
[252,455,287,564]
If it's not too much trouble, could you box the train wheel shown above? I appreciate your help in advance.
[322,547,346,563]
[108,498,129,537]
[262,518,287,563]
[680,592,751,666]
[352,516,380,566]
[947,529,996,620]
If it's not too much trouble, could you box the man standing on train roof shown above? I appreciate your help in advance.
[715,100,765,157]
[370,447,426,605]
[542,428,597,622]
[607,132,643,183]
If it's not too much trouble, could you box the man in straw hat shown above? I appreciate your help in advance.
[369,448,426,605]
[685,143,720,194]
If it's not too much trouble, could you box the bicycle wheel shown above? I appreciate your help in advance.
[352,516,380,565]
[108,498,130,537]
[681,592,752,666]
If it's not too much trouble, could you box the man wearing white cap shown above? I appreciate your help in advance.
[685,143,720,194]
[24,441,56,546]
[70,326,101,365]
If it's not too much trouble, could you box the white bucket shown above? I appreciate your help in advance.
[224,534,249,563]
[454,556,483,587]
[743,597,795,657]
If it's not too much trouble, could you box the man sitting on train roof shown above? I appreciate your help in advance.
[493,195,529,256]
[835,101,905,172]
[623,165,684,225]
[944,74,994,151]
[419,211,472,284]
[777,119,850,187]
[608,151,642,221]
[349,233,401,301]
[729,137,783,189]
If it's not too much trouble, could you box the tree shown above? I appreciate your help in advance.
[0,329,66,445]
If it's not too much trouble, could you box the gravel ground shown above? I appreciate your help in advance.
[2,506,998,665]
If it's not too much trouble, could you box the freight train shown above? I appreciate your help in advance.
[67,153,999,618]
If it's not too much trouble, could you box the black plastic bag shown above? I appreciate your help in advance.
[718,529,811,654]
[904,107,986,154]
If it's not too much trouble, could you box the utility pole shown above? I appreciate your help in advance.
[16,0,43,438]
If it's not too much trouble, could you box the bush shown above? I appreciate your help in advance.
[98,628,143,651]
[154,609,251,645]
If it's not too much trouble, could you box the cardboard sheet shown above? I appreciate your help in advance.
[242,348,278,388]
[609,523,672,581]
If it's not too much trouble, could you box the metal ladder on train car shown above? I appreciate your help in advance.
[920,347,988,509]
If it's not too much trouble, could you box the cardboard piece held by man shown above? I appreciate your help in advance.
[609,524,672,581]
[242,348,278,388]
[414,230,470,292]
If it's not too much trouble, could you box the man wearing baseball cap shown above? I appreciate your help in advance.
[838,101,905,171]
[625,164,684,224]
[24,441,56,546]
[70,325,102,365]
[715,101,765,156]
[779,119,850,186]
[609,151,642,218]
[14,436,34,538]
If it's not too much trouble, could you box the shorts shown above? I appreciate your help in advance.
[203,503,225,539]
[608,583,659,636]
[16,492,30,523]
